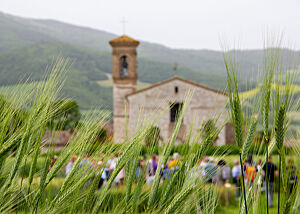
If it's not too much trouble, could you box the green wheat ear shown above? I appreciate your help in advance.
[275,104,286,150]
[28,140,40,192]
[281,182,298,214]
[242,117,258,161]
[233,96,244,149]
[164,186,194,214]
[124,154,140,212]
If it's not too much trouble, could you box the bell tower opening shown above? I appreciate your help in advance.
[120,55,129,78]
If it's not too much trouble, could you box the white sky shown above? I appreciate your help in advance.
[1,0,300,50]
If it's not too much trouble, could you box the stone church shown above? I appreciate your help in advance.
[109,35,232,145]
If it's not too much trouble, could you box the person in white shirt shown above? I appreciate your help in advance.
[65,155,77,175]
[256,159,263,188]
[222,163,231,183]
[232,159,241,199]
[199,156,209,177]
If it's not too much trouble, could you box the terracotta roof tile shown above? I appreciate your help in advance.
[109,35,139,46]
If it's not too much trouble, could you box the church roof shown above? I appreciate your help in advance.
[109,35,140,46]
[126,76,227,97]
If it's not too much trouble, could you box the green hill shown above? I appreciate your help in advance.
[2,11,300,80]
[0,11,299,112]
[0,40,226,110]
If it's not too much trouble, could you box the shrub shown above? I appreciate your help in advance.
[145,126,161,146]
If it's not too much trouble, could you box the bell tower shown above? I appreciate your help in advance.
[109,35,139,143]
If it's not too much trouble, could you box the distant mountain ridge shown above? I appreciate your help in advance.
[0,11,299,111]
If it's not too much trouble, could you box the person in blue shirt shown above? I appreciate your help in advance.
[204,159,217,183]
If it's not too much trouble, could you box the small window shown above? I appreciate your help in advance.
[175,86,178,93]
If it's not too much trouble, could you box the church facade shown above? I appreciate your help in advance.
[109,35,232,145]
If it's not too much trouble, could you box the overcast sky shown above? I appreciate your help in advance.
[1,0,300,50]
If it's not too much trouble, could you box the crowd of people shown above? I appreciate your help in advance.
[60,152,297,208]
[61,152,183,188]
[198,154,297,208]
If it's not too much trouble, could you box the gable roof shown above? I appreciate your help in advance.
[126,76,227,97]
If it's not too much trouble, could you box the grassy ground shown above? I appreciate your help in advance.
[217,194,280,214]
[97,74,150,89]
[18,176,281,213]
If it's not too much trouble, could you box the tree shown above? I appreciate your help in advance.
[48,99,81,130]
[145,126,161,146]
[200,119,217,139]
[96,127,107,144]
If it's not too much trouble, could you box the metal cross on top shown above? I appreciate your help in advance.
[121,17,128,35]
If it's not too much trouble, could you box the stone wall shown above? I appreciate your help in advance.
[113,84,135,143]
[225,123,235,144]
[126,78,229,145]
